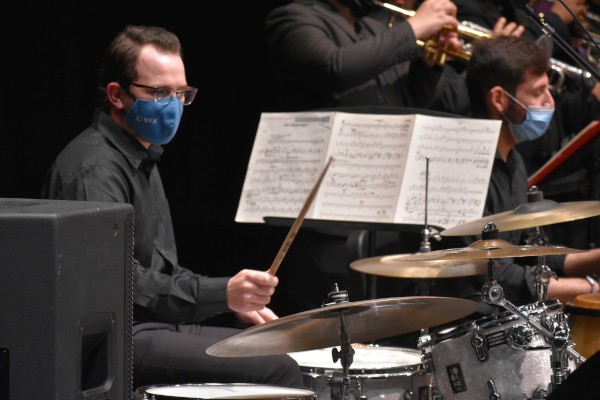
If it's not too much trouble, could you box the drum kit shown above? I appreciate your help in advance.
[135,188,600,400]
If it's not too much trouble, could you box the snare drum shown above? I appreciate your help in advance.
[133,383,316,400]
[566,293,600,359]
[418,299,577,400]
[288,344,424,400]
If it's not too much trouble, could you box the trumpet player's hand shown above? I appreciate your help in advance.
[408,0,458,40]
[492,17,525,38]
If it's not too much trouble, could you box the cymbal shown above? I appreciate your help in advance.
[206,297,478,357]
[396,238,585,261]
[442,200,600,236]
[350,254,488,278]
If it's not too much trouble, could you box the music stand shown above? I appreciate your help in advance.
[263,106,463,300]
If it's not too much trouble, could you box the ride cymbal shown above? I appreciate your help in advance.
[441,199,600,236]
[396,238,585,261]
[350,254,488,278]
[206,297,478,357]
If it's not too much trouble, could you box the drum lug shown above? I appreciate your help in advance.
[531,388,548,400]
[471,332,488,361]
[487,379,501,400]
[508,324,534,348]
[421,351,436,375]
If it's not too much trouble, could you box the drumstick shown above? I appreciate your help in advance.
[267,156,334,276]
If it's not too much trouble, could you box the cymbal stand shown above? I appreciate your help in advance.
[478,223,586,395]
[416,156,441,297]
[523,187,557,303]
[527,225,557,303]
[323,286,357,400]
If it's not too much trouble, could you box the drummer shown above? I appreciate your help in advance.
[430,35,600,313]
[41,25,305,391]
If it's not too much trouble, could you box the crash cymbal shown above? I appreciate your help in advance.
[396,238,585,261]
[206,297,478,357]
[350,254,488,278]
[441,199,600,236]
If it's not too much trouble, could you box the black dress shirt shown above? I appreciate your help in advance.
[42,109,230,323]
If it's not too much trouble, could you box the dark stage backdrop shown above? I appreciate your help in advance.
[2,2,291,293]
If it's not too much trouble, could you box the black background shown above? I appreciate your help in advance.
[7,2,600,318]
[2,2,291,281]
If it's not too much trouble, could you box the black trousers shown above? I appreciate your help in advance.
[133,322,306,391]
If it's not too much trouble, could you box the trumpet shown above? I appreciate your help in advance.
[374,1,595,91]
[372,0,491,65]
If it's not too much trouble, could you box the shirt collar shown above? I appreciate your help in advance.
[92,108,165,171]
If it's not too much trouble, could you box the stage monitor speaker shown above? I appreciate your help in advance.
[0,198,134,400]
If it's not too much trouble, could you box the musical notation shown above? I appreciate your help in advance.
[236,112,501,230]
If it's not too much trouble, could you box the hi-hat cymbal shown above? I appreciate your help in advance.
[396,238,585,261]
[350,254,488,278]
[206,297,478,357]
[441,199,600,236]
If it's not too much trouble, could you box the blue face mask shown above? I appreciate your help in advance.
[502,90,554,143]
[124,97,183,145]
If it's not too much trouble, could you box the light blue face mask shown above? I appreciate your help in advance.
[124,97,183,145]
[502,89,554,143]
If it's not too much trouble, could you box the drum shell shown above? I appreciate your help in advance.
[418,299,577,400]
[566,293,600,359]
[133,383,317,400]
[288,345,424,400]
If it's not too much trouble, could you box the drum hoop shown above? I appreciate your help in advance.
[134,383,316,400]
[421,299,563,345]
[299,363,422,377]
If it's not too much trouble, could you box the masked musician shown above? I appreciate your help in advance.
[437,0,600,256]
[41,25,305,391]
[431,36,600,311]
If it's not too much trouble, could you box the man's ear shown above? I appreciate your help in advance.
[488,86,508,116]
[106,82,127,110]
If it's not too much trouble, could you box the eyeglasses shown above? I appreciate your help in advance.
[130,82,198,106]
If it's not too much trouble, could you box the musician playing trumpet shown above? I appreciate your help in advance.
[263,0,461,112]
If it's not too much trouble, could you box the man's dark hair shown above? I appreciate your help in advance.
[466,36,549,118]
[98,25,182,111]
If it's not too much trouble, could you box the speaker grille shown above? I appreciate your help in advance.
[0,198,134,400]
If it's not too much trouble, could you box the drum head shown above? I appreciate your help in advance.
[135,383,316,399]
[288,344,421,372]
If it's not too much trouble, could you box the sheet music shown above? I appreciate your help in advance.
[397,116,501,228]
[235,112,333,222]
[236,112,501,229]
[316,113,415,222]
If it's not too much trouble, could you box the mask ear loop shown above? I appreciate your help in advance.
[501,89,528,125]
[502,89,528,112]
